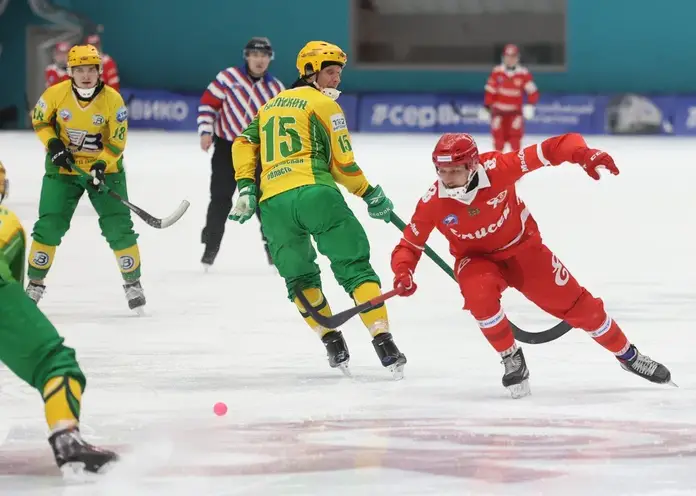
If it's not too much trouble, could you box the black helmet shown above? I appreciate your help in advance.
[243,37,273,60]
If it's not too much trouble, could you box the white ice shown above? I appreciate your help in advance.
[1,131,695,496]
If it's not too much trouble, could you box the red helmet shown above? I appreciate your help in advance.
[432,133,479,171]
[503,44,519,57]
[55,42,71,53]
[86,34,101,45]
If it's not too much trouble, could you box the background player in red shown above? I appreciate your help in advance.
[44,42,71,88]
[480,44,539,152]
[390,133,672,398]
[86,34,120,91]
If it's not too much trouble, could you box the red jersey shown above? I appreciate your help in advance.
[101,54,120,92]
[45,64,70,87]
[483,64,539,114]
[392,134,588,273]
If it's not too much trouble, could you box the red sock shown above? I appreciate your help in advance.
[585,315,630,356]
[475,306,516,355]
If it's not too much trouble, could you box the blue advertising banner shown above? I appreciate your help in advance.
[336,93,359,132]
[603,94,676,135]
[673,96,696,135]
[121,88,359,132]
[120,88,696,136]
[358,94,440,133]
[121,88,199,131]
[526,94,605,135]
[359,93,610,135]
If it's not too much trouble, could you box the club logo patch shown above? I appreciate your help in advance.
[119,255,136,271]
[59,109,72,121]
[443,214,458,225]
[330,113,347,131]
[116,106,128,123]
[92,114,105,125]
[32,251,50,267]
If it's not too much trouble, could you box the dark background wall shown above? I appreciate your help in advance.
[2,0,695,114]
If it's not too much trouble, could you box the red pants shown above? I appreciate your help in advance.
[456,242,630,356]
[491,113,523,152]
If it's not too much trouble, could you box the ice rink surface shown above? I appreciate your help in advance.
[1,131,695,495]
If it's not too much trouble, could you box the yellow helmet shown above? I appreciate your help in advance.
[296,41,347,77]
[0,160,8,204]
[67,44,102,72]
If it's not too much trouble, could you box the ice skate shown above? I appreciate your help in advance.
[618,345,674,386]
[26,281,46,304]
[123,279,146,315]
[201,244,219,272]
[321,330,351,376]
[501,347,531,399]
[49,426,118,479]
[372,332,407,380]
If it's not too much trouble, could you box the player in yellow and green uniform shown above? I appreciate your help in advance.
[29,44,145,313]
[0,160,118,476]
[230,41,407,379]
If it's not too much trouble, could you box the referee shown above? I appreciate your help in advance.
[197,37,284,268]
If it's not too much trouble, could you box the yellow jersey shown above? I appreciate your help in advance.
[232,85,370,202]
[31,80,128,175]
[0,206,26,283]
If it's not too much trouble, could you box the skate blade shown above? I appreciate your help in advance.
[133,306,146,317]
[388,362,405,381]
[337,362,352,378]
[202,263,212,273]
[666,380,678,388]
[506,379,531,399]
[60,460,116,481]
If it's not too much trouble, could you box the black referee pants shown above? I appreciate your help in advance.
[201,135,264,250]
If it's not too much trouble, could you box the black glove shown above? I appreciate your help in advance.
[47,139,74,171]
[89,161,106,190]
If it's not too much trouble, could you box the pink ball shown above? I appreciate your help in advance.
[213,402,228,416]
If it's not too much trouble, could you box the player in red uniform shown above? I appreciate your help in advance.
[86,34,120,91]
[390,133,672,398]
[44,42,71,87]
[480,44,539,152]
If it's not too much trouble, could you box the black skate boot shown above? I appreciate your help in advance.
[201,244,219,270]
[618,345,674,385]
[321,330,351,376]
[372,332,407,380]
[26,281,46,304]
[49,426,118,478]
[501,347,531,399]
[123,279,146,314]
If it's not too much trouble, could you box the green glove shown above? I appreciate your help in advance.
[228,180,258,224]
[362,184,393,222]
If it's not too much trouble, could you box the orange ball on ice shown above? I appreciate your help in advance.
[213,402,228,416]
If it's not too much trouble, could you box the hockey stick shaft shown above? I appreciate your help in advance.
[390,213,572,343]
[69,164,189,229]
[295,285,405,329]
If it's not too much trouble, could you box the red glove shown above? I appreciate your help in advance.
[393,267,417,297]
[572,147,619,180]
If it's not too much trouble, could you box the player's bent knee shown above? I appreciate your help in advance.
[33,215,70,245]
[559,289,607,330]
[286,274,323,301]
[459,272,506,316]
